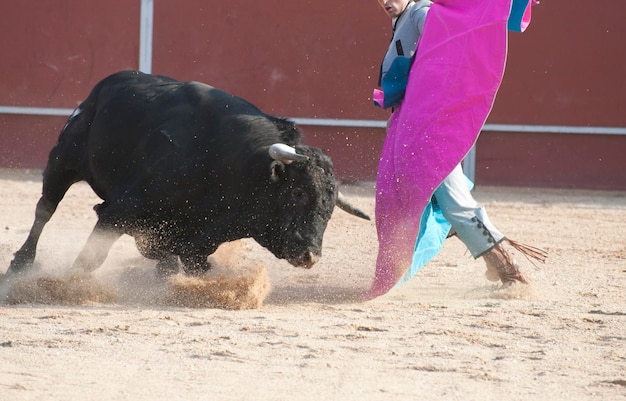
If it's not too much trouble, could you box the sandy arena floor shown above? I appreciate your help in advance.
[0,168,625,401]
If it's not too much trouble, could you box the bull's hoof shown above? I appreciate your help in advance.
[180,255,211,276]
[181,263,211,276]
[156,254,180,278]
[0,270,15,285]
[7,250,36,276]
[3,263,34,285]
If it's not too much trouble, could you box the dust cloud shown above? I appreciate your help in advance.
[1,241,271,310]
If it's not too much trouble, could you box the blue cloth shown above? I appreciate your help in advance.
[395,200,450,286]
[376,56,412,109]
[508,0,530,32]
[396,175,474,287]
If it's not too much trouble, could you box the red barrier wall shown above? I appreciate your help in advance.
[152,1,389,120]
[0,0,139,108]
[1,1,624,189]
[476,132,626,190]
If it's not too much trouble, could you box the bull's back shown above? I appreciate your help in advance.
[89,71,264,150]
[81,71,274,200]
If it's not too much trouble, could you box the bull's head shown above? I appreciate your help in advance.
[256,143,369,269]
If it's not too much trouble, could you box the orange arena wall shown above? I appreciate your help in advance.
[1,1,624,190]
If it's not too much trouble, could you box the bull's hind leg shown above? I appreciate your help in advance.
[134,232,181,277]
[156,254,180,278]
[180,254,211,276]
[71,220,123,272]
[8,169,81,274]
[69,196,142,272]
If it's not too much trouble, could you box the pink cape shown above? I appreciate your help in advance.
[365,0,533,300]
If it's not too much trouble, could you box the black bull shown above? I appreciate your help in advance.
[8,71,369,277]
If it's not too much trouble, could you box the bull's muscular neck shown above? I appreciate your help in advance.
[189,149,281,241]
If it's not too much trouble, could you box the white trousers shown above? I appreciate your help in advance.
[433,164,504,258]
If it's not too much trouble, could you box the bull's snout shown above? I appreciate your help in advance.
[288,251,319,269]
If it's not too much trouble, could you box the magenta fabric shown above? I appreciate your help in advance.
[365,0,517,300]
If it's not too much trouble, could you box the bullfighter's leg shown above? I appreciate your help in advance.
[8,168,81,274]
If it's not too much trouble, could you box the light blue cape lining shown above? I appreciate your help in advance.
[395,178,473,287]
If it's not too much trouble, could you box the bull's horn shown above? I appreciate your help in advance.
[269,143,309,164]
[336,191,371,220]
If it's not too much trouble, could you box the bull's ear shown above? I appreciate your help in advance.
[270,161,285,183]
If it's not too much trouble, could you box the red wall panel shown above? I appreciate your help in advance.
[152,1,390,120]
[0,0,140,108]
[0,115,66,168]
[490,1,626,127]
[0,1,625,188]
[476,132,626,190]
[0,0,140,168]
[300,126,386,182]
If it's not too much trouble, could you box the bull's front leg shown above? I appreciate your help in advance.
[176,233,219,276]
